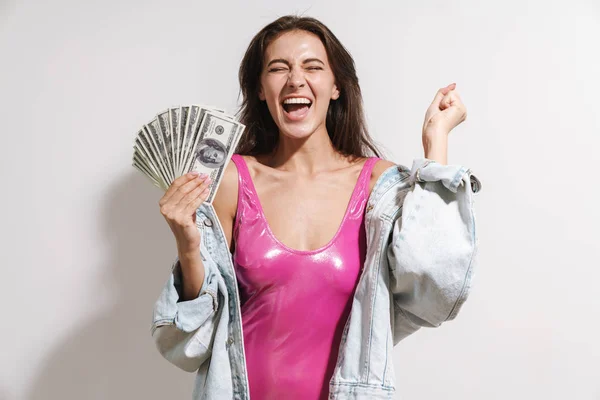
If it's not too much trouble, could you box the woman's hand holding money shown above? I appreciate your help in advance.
[159,171,212,255]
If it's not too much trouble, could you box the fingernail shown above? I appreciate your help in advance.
[190,171,199,176]
[199,173,208,178]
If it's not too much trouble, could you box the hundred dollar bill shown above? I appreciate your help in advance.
[144,120,174,183]
[133,149,166,190]
[135,130,170,187]
[133,152,160,183]
[133,163,159,188]
[133,140,164,186]
[132,104,244,193]
[179,105,201,178]
[197,105,225,114]
[147,118,170,179]
[188,111,245,204]
[179,105,230,179]
[179,106,224,173]
[177,106,190,175]
[168,107,181,177]
[133,158,165,190]
[228,116,245,152]
[156,110,176,181]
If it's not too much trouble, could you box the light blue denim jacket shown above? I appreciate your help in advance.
[151,158,481,399]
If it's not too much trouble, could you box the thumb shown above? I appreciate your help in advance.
[429,83,455,110]
[430,90,446,110]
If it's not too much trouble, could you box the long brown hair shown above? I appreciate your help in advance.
[235,15,384,159]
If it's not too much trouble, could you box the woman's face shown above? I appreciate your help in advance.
[259,30,340,140]
[204,147,224,164]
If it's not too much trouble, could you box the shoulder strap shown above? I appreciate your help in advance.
[230,154,251,183]
[229,154,255,241]
[357,157,380,192]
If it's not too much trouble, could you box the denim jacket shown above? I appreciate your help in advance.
[151,158,481,399]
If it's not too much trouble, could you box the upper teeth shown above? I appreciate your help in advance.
[283,98,311,104]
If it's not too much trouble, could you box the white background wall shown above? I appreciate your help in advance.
[1,0,599,399]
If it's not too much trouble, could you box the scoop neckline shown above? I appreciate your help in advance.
[234,154,375,255]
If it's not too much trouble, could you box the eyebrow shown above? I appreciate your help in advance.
[266,58,325,67]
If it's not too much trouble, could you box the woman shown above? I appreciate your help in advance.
[152,15,480,400]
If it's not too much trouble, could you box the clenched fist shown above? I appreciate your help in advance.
[422,83,467,137]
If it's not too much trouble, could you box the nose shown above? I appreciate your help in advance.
[286,69,305,89]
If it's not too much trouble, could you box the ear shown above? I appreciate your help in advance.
[331,84,340,100]
[258,85,266,101]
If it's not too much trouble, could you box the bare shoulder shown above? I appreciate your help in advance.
[212,159,239,249]
[213,158,239,219]
[369,159,397,193]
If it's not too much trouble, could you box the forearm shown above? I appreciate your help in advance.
[422,132,448,165]
[152,246,219,372]
[178,249,206,301]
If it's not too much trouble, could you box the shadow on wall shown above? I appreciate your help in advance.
[26,171,195,400]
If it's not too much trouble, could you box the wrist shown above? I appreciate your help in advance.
[177,246,201,262]
[422,129,448,143]
[422,132,448,165]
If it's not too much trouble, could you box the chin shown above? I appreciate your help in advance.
[277,123,319,140]
[276,112,323,139]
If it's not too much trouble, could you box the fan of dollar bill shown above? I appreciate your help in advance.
[132,105,245,203]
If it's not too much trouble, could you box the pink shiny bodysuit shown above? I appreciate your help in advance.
[230,154,380,400]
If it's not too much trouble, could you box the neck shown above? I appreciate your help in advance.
[265,126,347,176]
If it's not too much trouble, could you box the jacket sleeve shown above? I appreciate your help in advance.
[387,159,481,342]
[150,242,222,372]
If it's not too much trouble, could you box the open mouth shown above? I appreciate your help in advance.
[282,98,312,120]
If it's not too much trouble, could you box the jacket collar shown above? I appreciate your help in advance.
[366,163,412,220]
